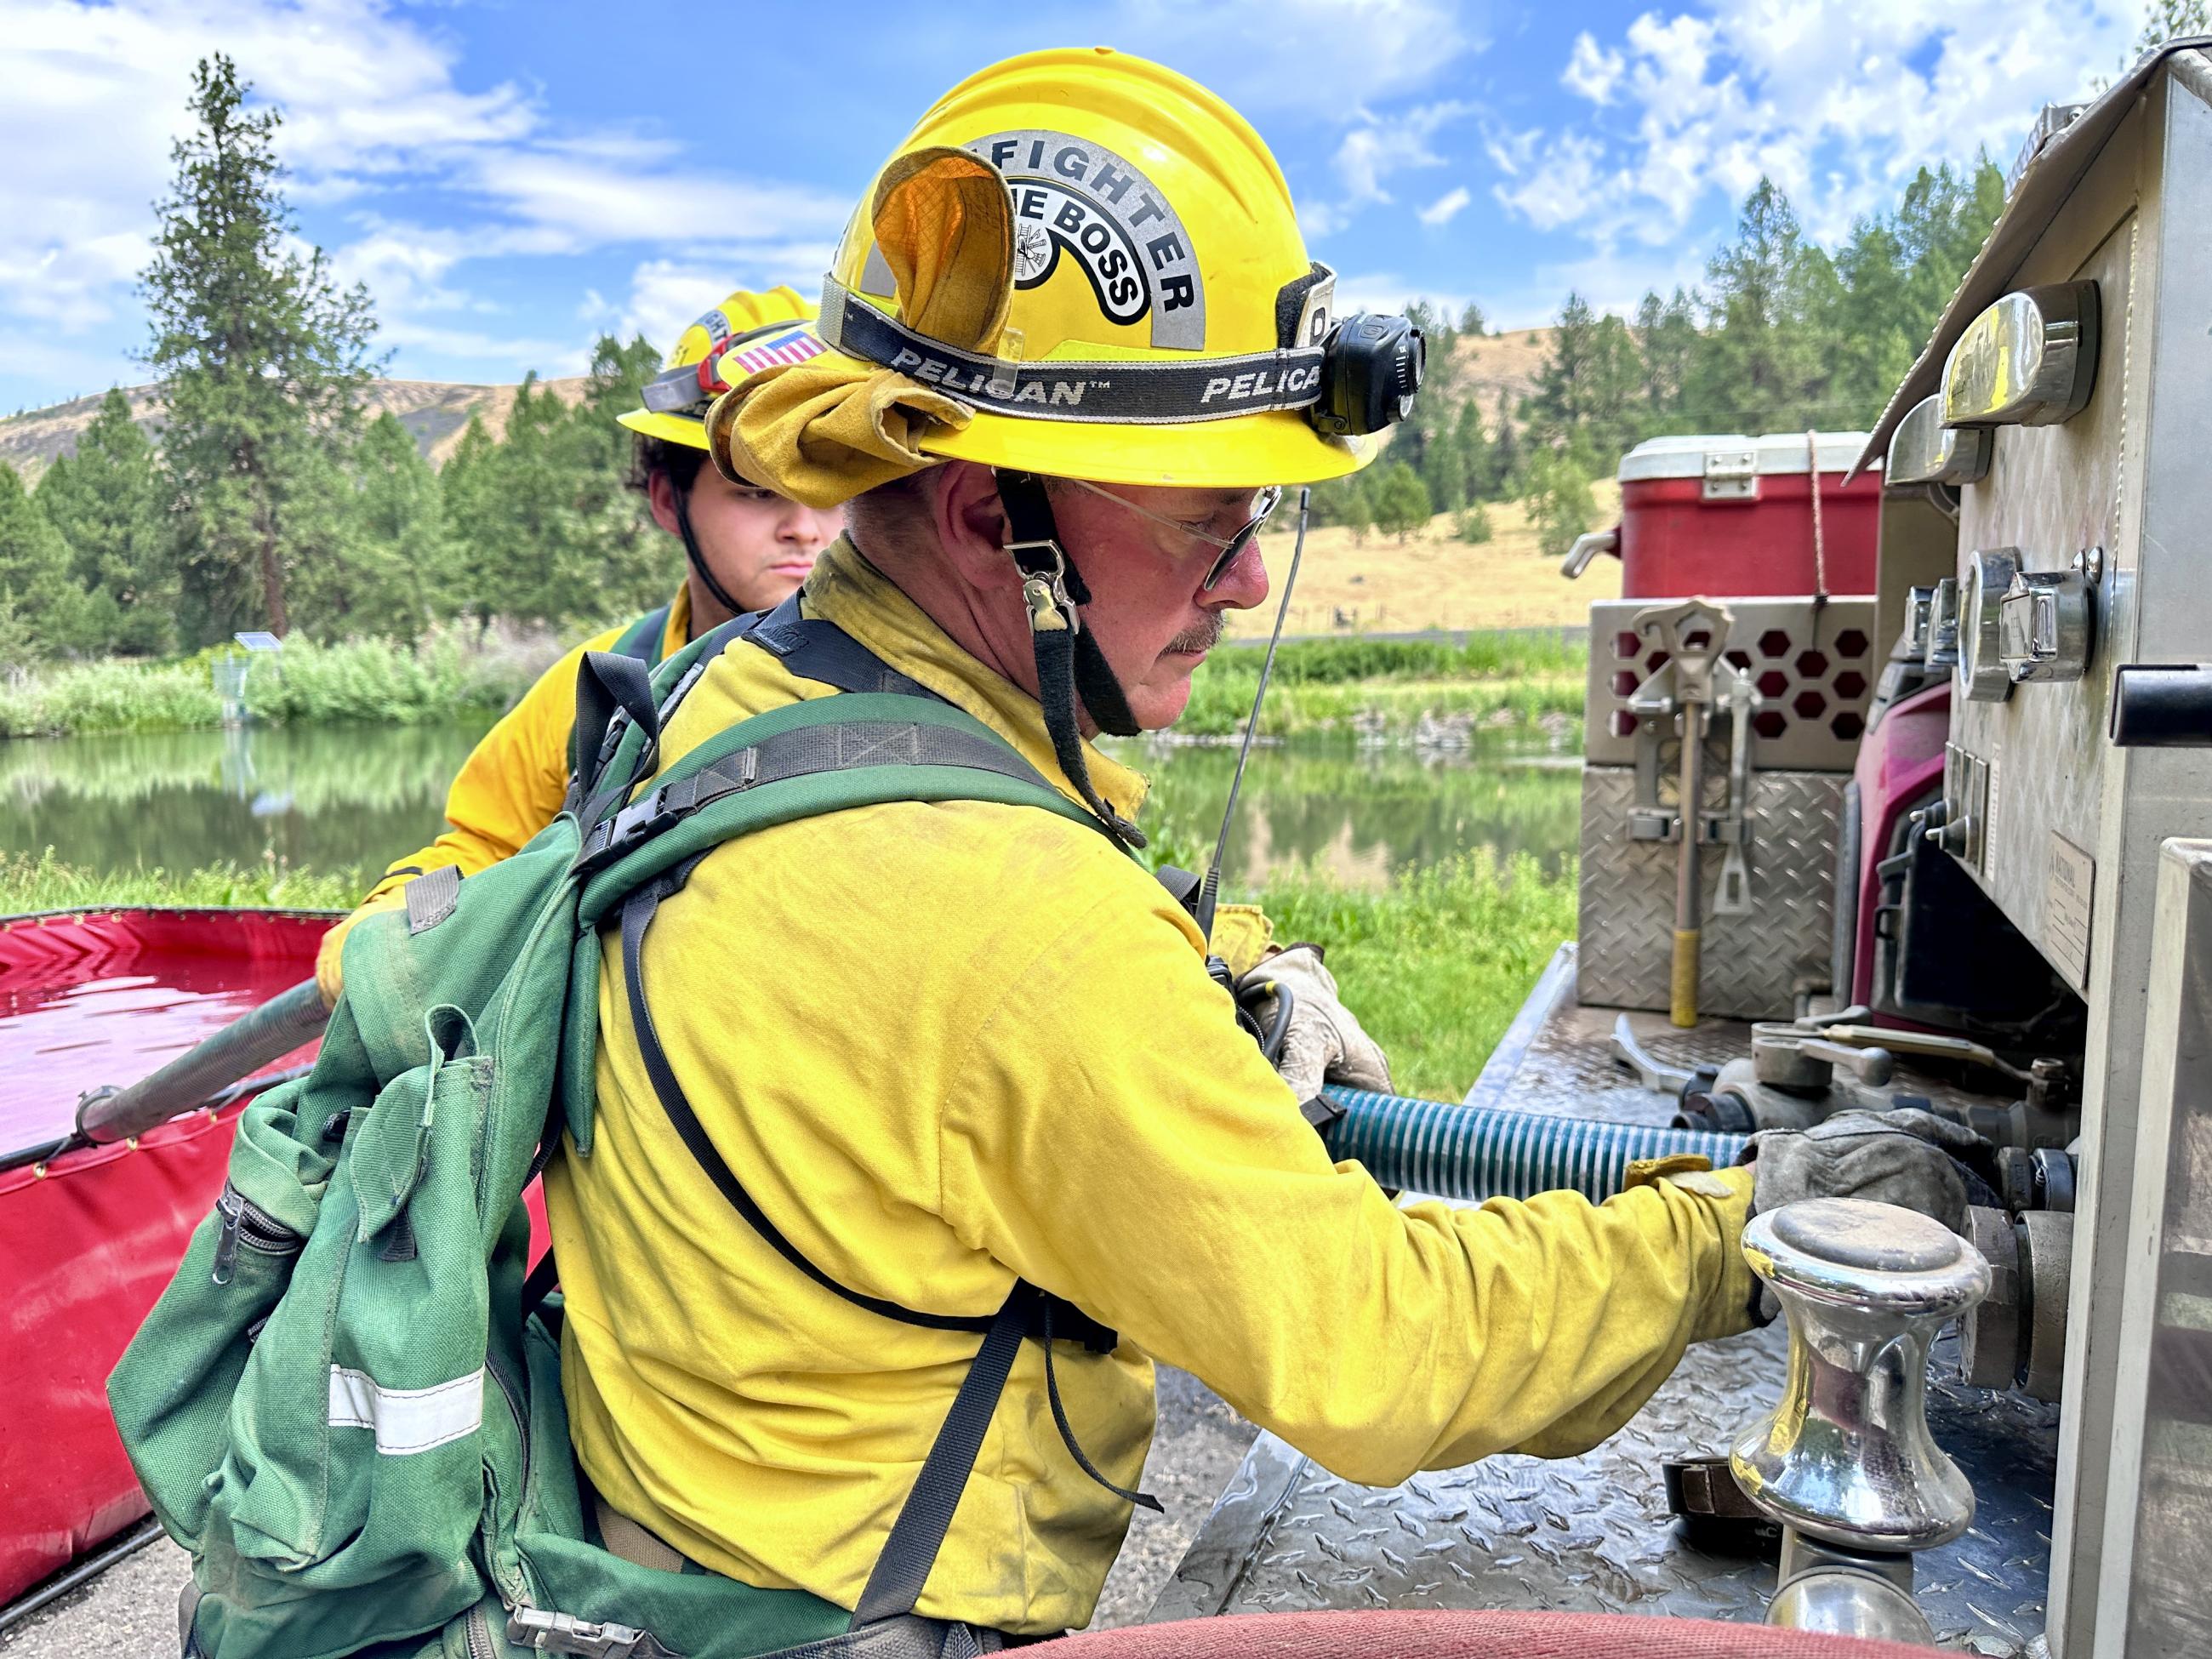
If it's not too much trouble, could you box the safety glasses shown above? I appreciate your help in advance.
[1061,480,1284,590]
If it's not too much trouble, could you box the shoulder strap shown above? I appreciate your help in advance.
[748,594,944,702]
[612,603,673,668]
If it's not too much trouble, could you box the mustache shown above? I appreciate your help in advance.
[1166,613,1224,655]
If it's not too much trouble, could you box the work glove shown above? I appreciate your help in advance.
[1741,1108,1989,1320]
[313,885,410,1009]
[1240,944,1393,1107]
[1743,1107,1985,1235]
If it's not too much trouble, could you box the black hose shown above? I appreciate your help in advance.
[74,980,328,1145]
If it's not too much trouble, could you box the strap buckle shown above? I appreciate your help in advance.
[576,768,724,875]
[507,1607,680,1659]
[1006,539,1078,636]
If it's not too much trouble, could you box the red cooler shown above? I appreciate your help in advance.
[1598,432,1882,598]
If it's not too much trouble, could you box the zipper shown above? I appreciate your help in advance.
[210,1183,304,1286]
[482,1344,533,1603]
[464,1601,498,1659]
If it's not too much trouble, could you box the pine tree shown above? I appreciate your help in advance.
[434,414,498,625]
[1370,461,1434,542]
[35,389,173,653]
[1633,289,1699,437]
[1457,302,1489,338]
[1520,450,1598,562]
[141,55,383,643]
[289,411,443,637]
[1690,180,1837,432]
[0,463,78,655]
[1522,293,1603,452]
[1488,413,1521,499]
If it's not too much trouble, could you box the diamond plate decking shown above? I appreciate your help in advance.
[1153,956,2059,1654]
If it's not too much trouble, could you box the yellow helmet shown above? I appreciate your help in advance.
[801,48,1418,489]
[617,285,821,449]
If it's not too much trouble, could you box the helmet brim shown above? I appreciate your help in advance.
[616,408,711,448]
[917,408,1371,490]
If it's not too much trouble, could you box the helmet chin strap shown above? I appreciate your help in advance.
[992,470,1146,852]
[670,473,748,622]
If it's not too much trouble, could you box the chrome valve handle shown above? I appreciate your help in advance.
[1732,1198,1990,1553]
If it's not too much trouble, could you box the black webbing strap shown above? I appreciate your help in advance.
[749,593,944,701]
[619,878,1001,1335]
[613,603,674,668]
[577,718,1062,874]
[521,1248,561,1317]
[1038,1302,1160,1514]
[571,650,664,820]
[992,472,1143,851]
[618,867,1138,1541]
[848,1288,1033,1628]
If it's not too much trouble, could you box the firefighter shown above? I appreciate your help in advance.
[312,287,844,1006]
[542,48,1975,1649]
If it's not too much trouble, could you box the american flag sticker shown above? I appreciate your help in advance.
[722,327,829,380]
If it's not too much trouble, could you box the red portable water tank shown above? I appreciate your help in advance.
[1595,433,1883,598]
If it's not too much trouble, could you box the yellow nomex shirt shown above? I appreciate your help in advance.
[543,538,1756,1635]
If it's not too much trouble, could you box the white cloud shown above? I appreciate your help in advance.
[1418,185,1472,226]
[0,0,852,402]
[1497,1,2141,255]
[1301,99,1474,238]
[1563,32,1626,104]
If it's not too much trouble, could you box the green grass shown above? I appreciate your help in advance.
[0,846,1576,1104]
[1251,849,1576,1101]
[0,850,362,911]
[0,627,559,738]
[1183,633,1588,738]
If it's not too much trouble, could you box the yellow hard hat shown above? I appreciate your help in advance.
[617,285,821,449]
[805,48,1410,489]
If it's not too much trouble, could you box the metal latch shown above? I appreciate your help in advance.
[508,1609,683,1659]
[1702,449,1759,501]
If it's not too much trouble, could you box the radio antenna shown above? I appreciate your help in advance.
[1194,487,1310,944]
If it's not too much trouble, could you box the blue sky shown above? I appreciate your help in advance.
[0,0,2151,413]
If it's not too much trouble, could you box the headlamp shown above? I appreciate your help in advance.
[1308,313,1426,437]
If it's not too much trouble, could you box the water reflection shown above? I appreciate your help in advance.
[1109,732,1580,889]
[2,721,1582,887]
[0,721,493,875]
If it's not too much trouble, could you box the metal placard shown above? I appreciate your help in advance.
[2046,833,2095,989]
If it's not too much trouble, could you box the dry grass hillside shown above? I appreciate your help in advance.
[0,328,1613,635]
[0,375,590,484]
[0,325,1557,483]
[1229,476,1622,639]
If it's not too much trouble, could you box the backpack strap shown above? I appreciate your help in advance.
[612,602,673,668]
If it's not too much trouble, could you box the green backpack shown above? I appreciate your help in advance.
[111,600,1139,1659]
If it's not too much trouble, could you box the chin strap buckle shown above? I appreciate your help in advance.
[1006,538,1077,636]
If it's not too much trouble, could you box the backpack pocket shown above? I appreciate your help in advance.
[109,1077,326,1553]
[204,1006,497,1650]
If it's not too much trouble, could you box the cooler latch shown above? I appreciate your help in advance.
[1702,449,1759,502]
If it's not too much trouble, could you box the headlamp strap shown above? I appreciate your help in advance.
[994,470,1145,851]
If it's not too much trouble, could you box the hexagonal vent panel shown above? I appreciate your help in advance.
[1590,599,1880,770]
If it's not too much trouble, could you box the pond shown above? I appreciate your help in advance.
[0,720,1582,890]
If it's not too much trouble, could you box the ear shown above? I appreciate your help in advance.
[646,469,684,539]
[928,462,1020,591]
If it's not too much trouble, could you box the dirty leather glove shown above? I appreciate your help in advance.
[313,885,410,1009]
[1241,944,1393,1107]
[1742,1107,1984,1237]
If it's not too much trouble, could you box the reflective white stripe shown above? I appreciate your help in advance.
[328,1365,484,1455]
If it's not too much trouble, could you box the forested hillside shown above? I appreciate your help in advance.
[0,50,2010,666]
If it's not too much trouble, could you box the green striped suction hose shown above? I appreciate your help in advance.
[1319,1086,1747,1204]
